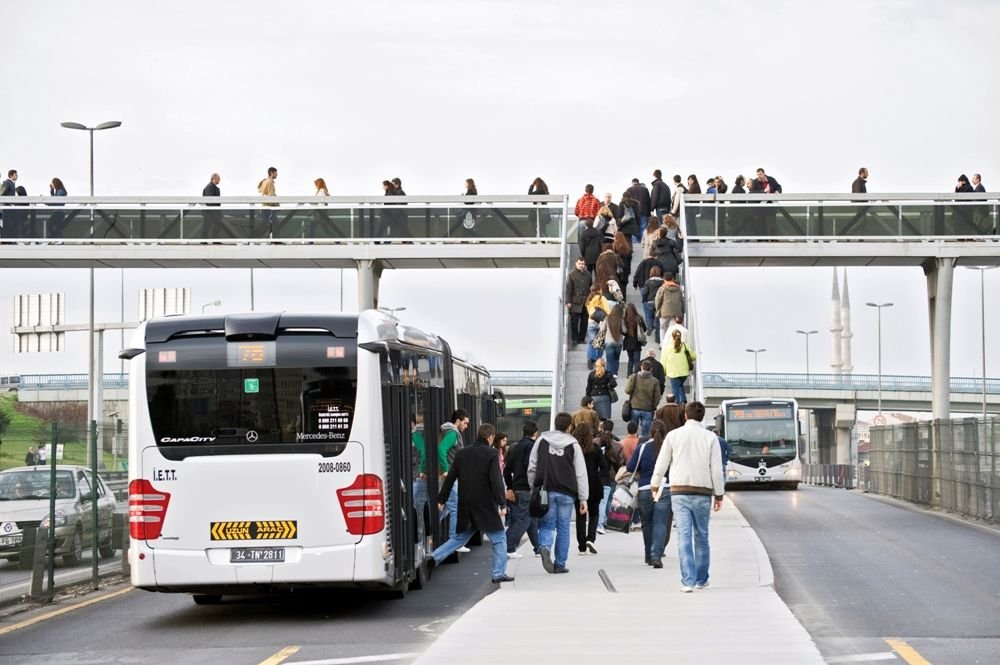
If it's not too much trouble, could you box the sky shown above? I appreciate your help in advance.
[3,0,1000,382]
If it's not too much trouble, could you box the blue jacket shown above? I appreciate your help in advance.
[625,440,666,488]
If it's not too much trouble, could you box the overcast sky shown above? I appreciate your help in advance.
[3,0,999,381]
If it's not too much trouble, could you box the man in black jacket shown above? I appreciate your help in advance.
[851,167,868,194]
[427,423,513,583]
[650,170,672,222]
[503,420,540,558]
[565,257,592,345]
[628,178,652,243]
[750,168,782,194]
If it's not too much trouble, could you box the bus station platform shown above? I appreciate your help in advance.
[413,498,824,664]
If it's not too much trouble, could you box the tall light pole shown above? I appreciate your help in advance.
[965,267,997,419]
[866,302,894,414]
[796,330,818,383]
[745,348,766,382]
[60,120,122,443]
[201,299,222,314]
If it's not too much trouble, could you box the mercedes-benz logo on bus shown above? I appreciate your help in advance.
[246,430,259,443]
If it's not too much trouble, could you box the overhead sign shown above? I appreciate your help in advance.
[210,520,297,541]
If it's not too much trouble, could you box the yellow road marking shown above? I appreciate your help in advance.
[0,586,133,637]
[885,638,933,665]
[259,645,300,665]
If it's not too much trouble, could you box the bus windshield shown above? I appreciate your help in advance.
[146,335,357,454]
[725,405,797,465]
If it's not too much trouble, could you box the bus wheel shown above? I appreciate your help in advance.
[786,482,800,491]
[193,594,222,605]
[409,557,429,591]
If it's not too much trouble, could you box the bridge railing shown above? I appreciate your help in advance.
[18,373,129,390]
[702,371,1000,394]
[868,419,998,523]
[681,192,999,239]
[0,195,567,242]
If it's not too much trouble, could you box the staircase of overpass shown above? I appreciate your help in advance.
[4,192,1000,421]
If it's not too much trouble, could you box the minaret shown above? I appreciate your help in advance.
[830,268,843,374]
[840,269,854,374]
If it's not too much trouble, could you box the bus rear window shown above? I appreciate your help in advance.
[147,366,357,454]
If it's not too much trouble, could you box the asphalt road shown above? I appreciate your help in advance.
[731,485,1000,665]
[0,545,497,665]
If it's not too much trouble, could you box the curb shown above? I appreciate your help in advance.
[725,496,774,587]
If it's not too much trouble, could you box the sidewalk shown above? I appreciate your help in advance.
[413,498,824,664]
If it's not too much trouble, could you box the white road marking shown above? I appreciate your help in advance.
[287,654,420,665]
[826,653,899,663]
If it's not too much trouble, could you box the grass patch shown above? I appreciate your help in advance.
[0,394,91,470]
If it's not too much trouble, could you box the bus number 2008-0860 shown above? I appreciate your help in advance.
[318,462,351,473]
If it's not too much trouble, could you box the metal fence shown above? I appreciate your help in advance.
[867,419,999,523]
[0,419,129,603]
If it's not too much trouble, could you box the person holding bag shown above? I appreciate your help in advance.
[585,285,612,369]
[528,412,590,575]
[661,328,697,404]
[586,358,616,421]
[624,420,673,568]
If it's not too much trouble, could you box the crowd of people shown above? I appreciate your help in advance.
[409,400,727,591]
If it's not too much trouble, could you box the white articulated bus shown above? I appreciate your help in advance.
[122,310,501,603]
[716,398,801,490]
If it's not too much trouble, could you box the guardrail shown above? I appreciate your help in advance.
[0,195,568,242]
[802,463,857,489]
[681,192,999,239]
[490,370,554,386]
[16,373,129,390]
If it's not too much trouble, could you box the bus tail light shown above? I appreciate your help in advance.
[129,479,171,540]
[337,474,385,536]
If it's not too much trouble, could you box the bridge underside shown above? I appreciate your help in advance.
[688,240,1000,267]
[0,242,563,269]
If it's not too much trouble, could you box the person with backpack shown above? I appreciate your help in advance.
[596,429,622,534]
[654,272,684,343]
[585,285,612,369]
[625,359,662,438]
[528,412,589,575]
[503,420,541,558]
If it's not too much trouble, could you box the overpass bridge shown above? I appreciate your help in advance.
[4,192,1000,425]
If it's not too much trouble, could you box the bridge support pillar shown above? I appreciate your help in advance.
[924,258,955,420]
[356,259,383,312]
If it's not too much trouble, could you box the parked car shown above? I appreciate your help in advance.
[0,465,118,566]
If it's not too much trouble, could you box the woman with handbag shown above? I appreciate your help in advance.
[622,419,673,568]
[586,358,616,421]
[622,303,648,376]
[585,285,612,369]
[573,423,607,555]
[660,328,697,404]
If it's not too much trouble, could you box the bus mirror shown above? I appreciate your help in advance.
[118,348,145,360]
[714,413,724,438]
[493,389,506,418]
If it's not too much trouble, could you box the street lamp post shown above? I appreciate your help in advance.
[745,348,765,382]
[60,121,122,454]
[796,330,818,384]
[865,302,894,414]
[964,267,997,419]
[201,300,222,314]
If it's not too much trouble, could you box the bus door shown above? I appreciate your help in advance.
[381,379,416,587]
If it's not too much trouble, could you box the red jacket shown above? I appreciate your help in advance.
[575,193,601,220]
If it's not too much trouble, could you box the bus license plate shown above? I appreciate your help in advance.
[753,476,772,483]
[230,547,285,563]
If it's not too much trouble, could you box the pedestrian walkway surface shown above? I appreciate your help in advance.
[412,498,824,664]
